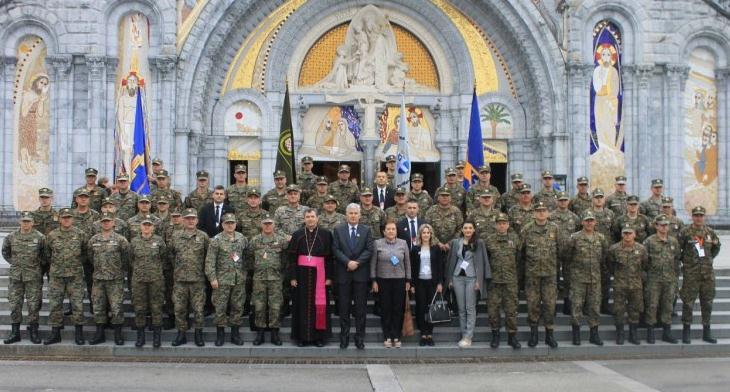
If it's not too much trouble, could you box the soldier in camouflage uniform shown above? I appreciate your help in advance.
[612,195,651,243]
[43,208,88,345]
[274,184,308,235]
[385,187,408,221]
[2,212,45,344]
[129,218,167,347]
[484,213,521,349]
[550,191,580,315]
[150,169,183,212]
[660,197,684,238]
[359,187,386,239]
[127,196,163,239]
[319,195,346,231]
[569,176,592,216]
[263,170,288,212]
[519,202,560,348]
[71,168,105,212]
[206,213,248,346]
[328,164,359,213]
[87,212,131,346]
[424,187,463,251]
[73,189,100,313]
[465,165,500,212]
[32,188,58,310]
[154,194,172,227]
[161,209,182,328]
[534,170,558,211]
[566,211,609,346]
[467,190,499,243]
[679,206,721,344]
[184,170,213,211]
[407,173,433,213]
[226,164,250,213]
[500,173,524,213]
[508,184,534,235]
[236,188,266,315]
[455,160,466,188]
[607,223,648,345]
[640,178,664,220]
[605,176,629,216]
[643,214,681,344]
[385,154,397,187]
[590,188,615,314]
[443,168,466,211]
[250,214,290,346]
[110,174,138,220]
[298,156,317,201]
[169,208,210,347]
[93,197,130,239]
[306,176,330,211]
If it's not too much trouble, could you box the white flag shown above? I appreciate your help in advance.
[396,90,411,190]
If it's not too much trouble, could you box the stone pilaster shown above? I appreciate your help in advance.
[46,55,73,203]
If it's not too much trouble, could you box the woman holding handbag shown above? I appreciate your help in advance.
[445,221,491,348]
[371,220,411,348]
[410,224,444,346]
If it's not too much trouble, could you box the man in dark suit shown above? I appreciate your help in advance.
[373,171,395,210]
[397,199,426,250]
[332,203,374,349]
[197,185,234,238]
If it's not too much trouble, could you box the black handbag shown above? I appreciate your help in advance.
[426,292,451,324]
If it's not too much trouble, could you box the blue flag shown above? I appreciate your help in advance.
[396,90,411,190]
[130,87,150,195]
[463,89,484,190]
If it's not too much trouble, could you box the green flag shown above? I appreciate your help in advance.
[276,85,296,184]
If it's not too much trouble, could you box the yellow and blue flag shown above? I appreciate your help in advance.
[463,89,484,190]
[395,88,411,190]
[130,87,150,195]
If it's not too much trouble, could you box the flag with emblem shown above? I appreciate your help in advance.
[130,86,151,195]
[276,84,296,184]
[463,88,484,190]
[395,86,411,190]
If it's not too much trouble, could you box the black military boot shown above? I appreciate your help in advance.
[528,326,538,347]
[589,326,603,346]
[135,328,145,347]
[615,324,624,345]
[628,324,640,345]
[194,328,205,347]
[29,323,41,344]
[572,325,581,346]
[152,327,161,348]
[113,325,124,346]
[253,330,265,346]
[74,325,85,345]
[44,326,62,345]
[215,327,225,347]
[230,326,243,346]
[661,324,677,344]
[271,328,282,346]
[562,297,571,315]
[3,323,21,344]
[89,324,106,345]
[702,325,717,344]
[545,328,557,349]
[171,330,187,346]
[646,326,655,344]
[490,329,500,349]
[682,324,691,344]
[508,332,521,349]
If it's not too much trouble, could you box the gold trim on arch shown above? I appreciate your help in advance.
[177,0,208,53]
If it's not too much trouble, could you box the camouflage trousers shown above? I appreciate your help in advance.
[92,279,125,325]
[253,279,282,328]
[526,275,556,329]
[213,281,246,327]
[173,281,206,331]
[8,278,42,324]
[559,257,571,299]
[680,270,715,325]
[132,279,164,328]
[570,281,601,328]
[487,281,518,332]
[163,266,174,316]
[613,286,643,325]
[48,275,86,327]
[646,280,676,326]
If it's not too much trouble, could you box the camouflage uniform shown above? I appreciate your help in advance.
[150,188,183,212]
[45,226,88,327]
[679,223,721,326]
[466,183,500,212]
[359,205,386,239]
[520,220,560,329]
[534,188,558,211]
[306,192,330,212]
[205,230,248,327]
[592,207,615,307]
[384,205,408,222]
[666,215,684,238]
[328,180,360,214]
[468,206,499,243]
[319,211,346,231]
[236,205,265,313]
[606,191,629,216]
[485,230,519,332]
[643,234,681,326]
[87,231,130,325]
[445,183,466,211]
[184,188,213,211]
[508,204,534,236]
[640,196,663,220]
[110,190,139,221]
[92,217,130,240]
[162,220,182,316]
[250,232,289,328]
[500,188,520,213]
[262,189,287,212]
[569,193,592,216]
[424,203,463,245]
[550,207,580,299]
[2,228,45,325]
[73,209,99,306]
[407,190,433,213]
[298,172,317,200]
[169,228,210,331]
[226,184,250,213]
[127,213,163,239]
[608,241,648,325]
[566,230,609,327]
[72,185,105,212]
[32,208,59,235]
[612,213,652,243]
[129,234,167,328]
[274,203,308,235]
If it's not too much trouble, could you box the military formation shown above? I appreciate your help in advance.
[1,158,722,348]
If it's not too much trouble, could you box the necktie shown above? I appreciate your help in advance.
[350,227,357,248]
[380,189,385,209]
[215,205,220,226]
[410,219,417,246]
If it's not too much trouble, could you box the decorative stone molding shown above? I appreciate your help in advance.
[151,55,177,80]
[46,54,72,78]
[85,55,106,80]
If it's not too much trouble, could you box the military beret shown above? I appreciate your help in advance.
[395,187,407,195]
[39,188,53,197]
[156,169,169,178]
[301,156,314,163]
[411,173,424,181]
[222,213,237,223]
[455,160,466,169]
[100,212,115,222]
[691,206,706,215]
[510,173,524,182]
[627,195,640,203]
[360,187,374,196]
[478,165,491,173]
[19,211,34,222]
[621,223,635,233]
[286,184,301,193]
[137,196,151,203]
[615,176,627,184]
[58,208,73,218]
[261,214,275,223]
[534,201,548,210]
[445,168,457,176]
[557,191,569,200]
[338,165,351,173]
[661,196,674,206]
[385,155,396,163]
[152,158,163,165]
[592,188,605,197]
[183,208,198,218]
[324,195,338,204]
[101,197,115,206]
[74,189,90,197]
[273,170,287,178]
[234,164,247,173]
[116,174,130,181]
[437,187,451,196]
[654,214,670,225]
[247,188,261,197]
[85,168,98,176]
[196,170,209,179]
[541,170,554,178]
[316,176,328,185]
[519,183,532,193]
[577,176,589,185]
[495,213,510,222]
[651,178,664,187]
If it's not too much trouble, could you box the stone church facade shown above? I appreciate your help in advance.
[0,0,729,222]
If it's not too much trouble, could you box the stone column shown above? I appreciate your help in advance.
[666,64,690,210]
[565,62,590,190]
[86,56,106,171]
[47,55,73,203]
[105,57,118,175]
[634,64,655,197]
[173,128,190,192]
[716,68,730,216]
[1,57,14,209]
[622,65,636,192]
[151,56,176,168]
[360,140,378,186]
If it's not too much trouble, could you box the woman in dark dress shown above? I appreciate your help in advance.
[410,224,444,346]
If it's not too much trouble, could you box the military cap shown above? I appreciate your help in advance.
[455,160,466,169]
[324,194,338,204]
[316,176,328,185]
[395,187,407,195]
[101,197,115,206]
[437,186,452,196]
[541,170,554,178]
[621,222,635,233]
[510,173,524,182]
[691,206,706,215]
[74,189,90,198]
[301,156,314,163]
[85,168,98,176]
[137,195,151,203]
[100,212,115,222]
[557,191,569,200]
[58,208,73,218]
[338,164,351,173]
[495,213,510,222]
[360,187,374,196]
[286,184,301,193]
[139,215,154,224]
[479,189,494,198]
[273,170,287,178]
[478,165,491,173]
[116,174,130,181]
[261,213,275,223]
[651,178,664,187]
[592,188,605,197]
[445,168,457,176]
[170,209,182,217]
[247,188,261,197]
[654,214,670,225]
[411,173,424,181]
[577,176,590,185]
[152,158,163,165]
[234,164,247,173]
[582,210,596,221]
[661,196,674,206]
[385,155,396,163]
[534,201,548,210]
[615,176,627,184]
[183,208,198,218]
[156,169,169,178]
[519,183,532,193]
[626,195,640,203]
[19,211,34,222]
[222,213,237,223]
[156,195,170,204]
[38,188,53,197]
[196,170,209,179]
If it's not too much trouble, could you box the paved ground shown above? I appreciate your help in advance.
[0,357,727,391]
